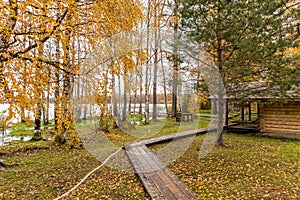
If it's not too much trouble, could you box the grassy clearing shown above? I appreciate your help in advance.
[0,141,148,200]
[8,122,55,137]
[150,133,300,199]
[200,109,212,114]
[107,116,211,142]
[1,118,299,199]
[8,123,34,137]
[0,140,51,156]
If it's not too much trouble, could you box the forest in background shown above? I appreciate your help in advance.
[0,0,299,145]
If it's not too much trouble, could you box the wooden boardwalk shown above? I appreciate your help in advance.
[125,128,208,200]
[127,128,208,148]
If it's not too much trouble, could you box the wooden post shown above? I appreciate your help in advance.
[248,102,251,121]
[241,106,245,121]
[257,103,261,130]
[225,101,229,126]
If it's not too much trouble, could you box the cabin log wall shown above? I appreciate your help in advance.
[260,101,300,135]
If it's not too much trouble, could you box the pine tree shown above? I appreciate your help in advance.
[179,0,300,144]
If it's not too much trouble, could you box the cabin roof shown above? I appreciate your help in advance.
[209,82,300,101]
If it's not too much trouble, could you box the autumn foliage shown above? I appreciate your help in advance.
[0,0,142,142]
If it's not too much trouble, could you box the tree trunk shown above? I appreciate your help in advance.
[33,39,43,141]
[144,0,151,124]
[62,72,72,131]
[75,32,82,122]
[122,72,127,122]
[111,73,119,128]
[160,25,169,115]
[215,15,225,145]
[216,95,225,146]
[172,0,179,118]
[20,108,26,123]
[83,76,87,120]
[32,102,42,141]
[54,36,60,130]
[139,70,143,121]
[152,1,159,121]
[44,86,50,125]
[82,43,89,121]
[61,16,73,133]
[128,75,132,114]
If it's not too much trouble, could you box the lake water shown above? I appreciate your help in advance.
[0,103,170,146]
[0,135,33,146]
[0,103,170,123]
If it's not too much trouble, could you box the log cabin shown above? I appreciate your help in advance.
[222,82,300,136]
[259,99,300,135]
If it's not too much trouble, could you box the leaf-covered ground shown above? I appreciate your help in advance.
[151,133,300,199]
[0,128,299,199]
[0,141,148,199]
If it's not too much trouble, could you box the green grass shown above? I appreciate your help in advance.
[8,130,33,137]
[0,141,147,199]
[0,140,51,156]
[7,120,92,137]
[43,121,55,129]
[150,133,300,199]
[74,119,96,129]
[1,119,299,199]
[200,109,212,114]
[8,122,33,137]
[8,122,55,137]
[76,116,210,147]
[100,116,211,145]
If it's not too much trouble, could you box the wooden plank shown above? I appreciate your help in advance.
[148,173,176,199]
[126,128,208,149]
[138,145,198,199]
[126,139,200,199]
[263,121,300,126]
[127,146,184,199]
[263,104,300,108]
[141,173,165,199]
[261,117,300,123]
[142,128,208,146]
[260,102,300,134]
[136,146,178,199]
[263,124,300,131]
[262,106,300,111]
[127,145,166,173]
[139,145,166,171]
[126,147,165,198]
[262,124,300,130]
[262,111,300,116]
[261,126,300,134]
[263,106,300,111]
[155,169,190,199]
[163,168,198,199]
[262,115,300,120]
[127,147,153,173]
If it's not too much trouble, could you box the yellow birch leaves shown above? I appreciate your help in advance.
[0,0,143,135]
